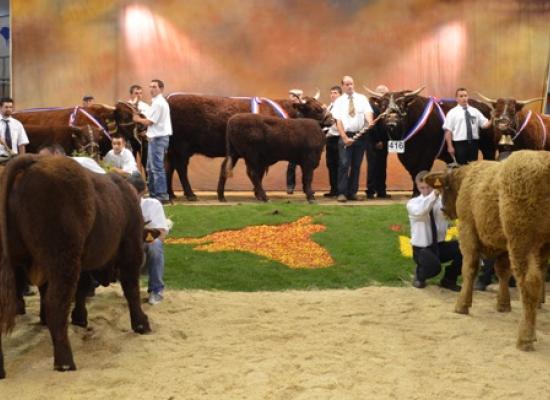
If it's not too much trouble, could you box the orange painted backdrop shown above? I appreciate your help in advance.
[12,0,550,190]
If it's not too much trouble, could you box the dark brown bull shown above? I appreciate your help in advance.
[365,87,494,194]
[476,94,547,158]
[221,114,326,202]
[24,124,100,158]
[14,103,139,157]
[166,93,330,201]
[0,155,150,379]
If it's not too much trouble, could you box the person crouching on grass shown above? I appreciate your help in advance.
[127,174,169,305]
[407,171,462,291]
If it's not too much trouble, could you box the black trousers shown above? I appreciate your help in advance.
[286,162,297,190]
[365,141,388,196]
[453,140,479,165]
[325,136,339,194]
[413,241,462,283]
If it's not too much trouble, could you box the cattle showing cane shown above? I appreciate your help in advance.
[0,155,150,379]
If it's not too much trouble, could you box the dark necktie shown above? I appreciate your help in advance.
[3,119,11,151]
[464,107,473,142]
[429,208,438,250]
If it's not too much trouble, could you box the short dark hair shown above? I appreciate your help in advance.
[415,170,430,185]
[0,97,13,106]
[455,87,468,96]
[111,134,126,141]
[151,79,164,89]
[129,84,142,94]
[330,86,342,95]
[127,173,146,194]
[82,95,94,102]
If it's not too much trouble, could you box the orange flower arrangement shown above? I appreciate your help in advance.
[166,216,334,269]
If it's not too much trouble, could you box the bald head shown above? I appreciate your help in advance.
[341,76,354,95]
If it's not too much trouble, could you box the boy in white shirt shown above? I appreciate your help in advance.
[127,174,169,305]
[103,135,139,176]
[406,171,462,291]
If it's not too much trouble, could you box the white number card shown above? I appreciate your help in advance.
[388,140,405,154]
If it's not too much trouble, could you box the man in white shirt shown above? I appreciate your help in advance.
[103,135,140,176]
[406,171,462,291]
[443,87,491,165]
[127,174,169,305]
[0,97,29,158]
[332,76,374,202]
[128,84,151,115]
[133,79,172,203]
[323,86,342,197]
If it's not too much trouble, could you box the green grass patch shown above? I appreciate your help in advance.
[162,202,416,291]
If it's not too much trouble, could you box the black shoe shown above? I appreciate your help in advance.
[287,189,294,195]
[23,286,36,297]
[347,194,360,201]
[474,279,488,291]
[377,193,392,199]
[412,278,426,289]
[439,279,461,292]
[366,193,375,199]
[160,198,173,205]
[323,192,337,198]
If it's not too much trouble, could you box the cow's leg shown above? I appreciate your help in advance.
[0,335,5,379]
[39,283,48,325]
[118,244,150,334]
[494,255,512,312]
[455,227,480,314]
[44,260,80,371]
[217,157,239,202]
[15,268,26,315]
[509,246,540,351]
[301,164,315,203]
[539,262,548,306]
[70,272,92,328]
[246,163,268,202]
[172,146,197,201]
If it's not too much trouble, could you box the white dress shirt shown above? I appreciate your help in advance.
[407,190,448,247]
[443,104,488,141]
[331,92,373,133]
[325,103,340,138]
[130,99,151,115]
[141,198,170,231]
[145,94,172,139]
[104,148,139,174]
[0,116,29,156]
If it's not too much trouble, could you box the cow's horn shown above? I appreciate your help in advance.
[404,86,425,97]
[363,85,382,98]
[476,92,497,103]
[312,88,320,100]
[517,97,543,106]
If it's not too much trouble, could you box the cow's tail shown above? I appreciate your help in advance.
[0,156,36,334]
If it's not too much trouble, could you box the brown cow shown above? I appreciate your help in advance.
[24,124,100,158]
[0,155,150,379]
[166,93,329,201]
[425,150,550,351]
[476,95,548,156]
[221,114,326,202]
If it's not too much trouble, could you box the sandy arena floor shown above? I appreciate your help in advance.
[2,284,550,399]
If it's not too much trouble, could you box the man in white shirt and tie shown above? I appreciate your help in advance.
[443,87,491,165]
[0,97,29,158]
[133,79,172,203]
[407,171,462,291]
[331,76,374,202]
[323,86,342,197]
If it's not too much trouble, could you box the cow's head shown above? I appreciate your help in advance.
[365,86,425,140]
[293,94,334,127]
[71,125,100,159]
[114,101,147,142]
[423,166,465,220]
[477,93,542,135]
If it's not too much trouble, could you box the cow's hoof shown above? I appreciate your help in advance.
[133,320,152,334]
[307,199,317,204]
[0,368,5,379]
[71,318,88,328]
[517,339,535,352]
[454,304,469,315]
[218,196,227,203]
[54,363,76,372]
[185,195,198,202]
[496,303,512,313]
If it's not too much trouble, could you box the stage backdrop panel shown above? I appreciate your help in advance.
[12,0,550,191]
